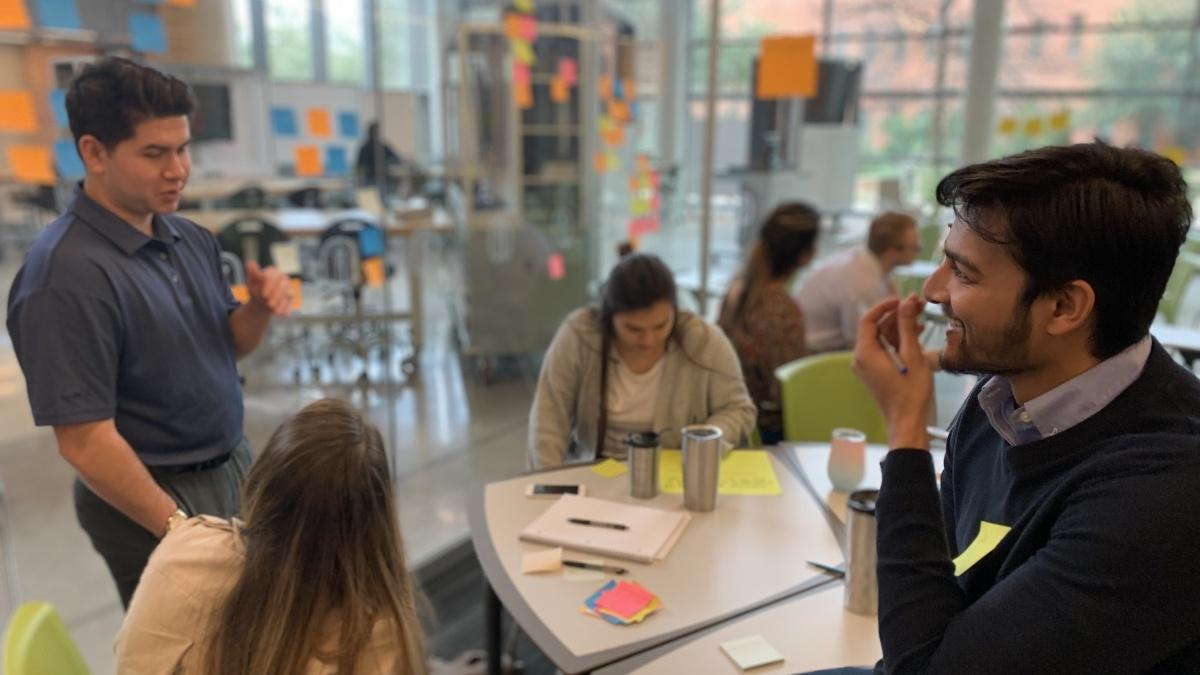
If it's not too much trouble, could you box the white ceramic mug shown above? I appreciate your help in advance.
[828,427,867,492]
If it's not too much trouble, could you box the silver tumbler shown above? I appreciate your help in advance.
[626,432,660,499]
[681,424,723,512]
[844,489,879,615]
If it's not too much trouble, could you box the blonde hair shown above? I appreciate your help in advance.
[866,211,917,256]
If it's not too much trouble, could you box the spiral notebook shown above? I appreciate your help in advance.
[519,495,691,564]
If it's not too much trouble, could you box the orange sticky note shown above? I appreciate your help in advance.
[307,109,332,137]
[550,75,568,104]
[593,152,608,174]
[609,100,630,123]
[599,75,613,101]
[636,154,652,174]
[166,0,196,5]
[1024,117,1043,137]
[7,145,55,184]
[514,81,533,109]
[0,91,37,133]
[289,278,303,310]
[504,12,523,41]
[603,124,624,147]
[756,35,817,99]
[0,0,31,29]
[294,146,322,176]
[362,257,385,287]
[231,284,250,303]
[623,78,636,100]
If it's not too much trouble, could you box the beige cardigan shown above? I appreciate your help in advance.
[528,308,757,469]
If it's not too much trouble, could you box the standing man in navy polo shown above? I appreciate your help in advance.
[6,57,292,608]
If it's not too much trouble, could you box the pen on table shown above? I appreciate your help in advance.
[806,560,845,578]
[567,517,629,531]
[563,559,628,575]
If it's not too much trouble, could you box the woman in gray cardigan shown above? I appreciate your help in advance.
[528,253,757,469]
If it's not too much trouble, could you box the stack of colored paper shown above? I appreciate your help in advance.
[580,580,661,625]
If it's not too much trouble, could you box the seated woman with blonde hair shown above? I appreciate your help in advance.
[116,398,427,674]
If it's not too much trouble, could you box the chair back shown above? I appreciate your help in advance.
[774,351,888,444]
[3,602,90,675]
[287,186,322,208]
[1159,252,1200,325]
[217,217,289,269]
[223,185,267,210]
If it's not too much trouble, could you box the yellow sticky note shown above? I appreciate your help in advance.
[1049,109,1070,132]
[1161,145,1187,167]
[591,458,627,478]
[514,0,533,11]
[362,257,385,287]
[1024,117,1043,137]
[550,75,569,104]
[0,0,31,30]
[997,116,1017,136]
[7,145,55,184]
[521,547,563,574]
[307,108,332,137]
[658,450,782,496]
[0,91,37,133]
[512,40,535,65]
[605,151,620,172]
[294,146,322,176]
[756,35,817,99]
[230,284,250,303]
[289,277,303,310]
[953,521,1011,576]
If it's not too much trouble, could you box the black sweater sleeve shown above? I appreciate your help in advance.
[876,450,1200,673]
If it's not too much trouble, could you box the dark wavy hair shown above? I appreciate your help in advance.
[66,57,194,150]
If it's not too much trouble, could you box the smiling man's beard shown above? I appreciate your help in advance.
[939,302,1034,377]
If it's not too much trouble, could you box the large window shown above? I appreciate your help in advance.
[230,0,255,69]
[267,0,314,81]
[325,0,366,84]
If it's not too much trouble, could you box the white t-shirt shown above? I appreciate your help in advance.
[602,353,666,457]
[796,245,893,352]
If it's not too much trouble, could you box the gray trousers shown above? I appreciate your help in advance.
[73,438,253,609]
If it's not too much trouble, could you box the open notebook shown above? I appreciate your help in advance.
[519,495,692,564]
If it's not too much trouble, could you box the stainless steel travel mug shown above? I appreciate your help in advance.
[845,488,879,615]
[626,432,660,499]
[681,424,723,512]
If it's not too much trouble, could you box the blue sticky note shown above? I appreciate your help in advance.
[53,140,85,179]
[36,0,82,29]
[337,111,360,139]
[48,90,68,128]
[325,146,349,175]
[129,13,167,53]
[613,78,625,101]
[270,107,297,137]
[358,226,385,258]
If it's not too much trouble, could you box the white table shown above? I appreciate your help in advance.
[468,451,843,674]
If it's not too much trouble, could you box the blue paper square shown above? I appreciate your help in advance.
[613,78,625,101]
[358,226,385,258]
[270,107,297,137]
[337,111,360,139]
[36,0,82,29]
[53,140,85,179]
[325,146,349,175]
[48,90,68,128]
[129,13,167,53]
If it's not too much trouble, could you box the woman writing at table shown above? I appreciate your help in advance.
[718,201,820,445]
[529,253,756,469]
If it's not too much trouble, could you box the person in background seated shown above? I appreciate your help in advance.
[718,202,821,445]
[797,211,919,352]
[355,121,404,187]
[849,142,1200,673]
[529,253,756,469]
[116,398,428,674]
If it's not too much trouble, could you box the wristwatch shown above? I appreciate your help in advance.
[164,508,189,536]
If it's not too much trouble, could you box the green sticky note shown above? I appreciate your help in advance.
[953,521,1012,576]
[719,635,785,671]
[591,459,627,478]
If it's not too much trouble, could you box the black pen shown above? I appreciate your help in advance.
[567,517,629,531]
[806,560,846,578]
[563,559,628,575]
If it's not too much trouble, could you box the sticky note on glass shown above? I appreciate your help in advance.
[8,145,55,184]
[1161,145,1188,167]
[599,75,613,101]
[602,124,624,147]
[514,0,532,11]
[558,57,578,86]
[521,547,562,574]
[512,40,535,65]
[953,521,1011,576]
[550,75,568,104]
[48,89,68,127]
[1049,109,1070,132]
[547,252,565,280]
[325,146,349,175]
[294,146,322,176]
[514,81,533,110]
[720,635,785,671]
[997,116,1017,136]
[288,277,303,310]
[503,12,523,41]
[307,109,332,137]
[657,450,782,495]
[623,78,636,100]
[130,12,167,53]
[35,0,81,29]
[1024,118,1043,137]
[0,0,32,29]
[337,111,359,138]
[0,91,37,133]
[512,61,531,87]
[52,139,84,179]
[756,35,817,99]
[590,458,627,478]
[517,14,537,41]
[271,107,297,136]
[361,257,385,287]
[609,100,630,124]
[166,0,196,6]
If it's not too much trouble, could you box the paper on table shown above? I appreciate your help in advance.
[719,635,786,671]
[519,495,690,564]
[590,459,627,478]
[953,521,1011,576]
[658,450,782,496]
[521,547,562,574]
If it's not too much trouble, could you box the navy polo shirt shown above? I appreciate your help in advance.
[6,188,244,466]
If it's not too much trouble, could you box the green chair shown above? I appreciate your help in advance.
[1158,252,1200,325]
[4,602,90,675]
[774,351,888,444]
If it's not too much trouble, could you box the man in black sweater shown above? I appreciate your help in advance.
[851,142,1200,673]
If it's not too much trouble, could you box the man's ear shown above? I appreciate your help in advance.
[1044,280,1096,337]
[77,135,107,175]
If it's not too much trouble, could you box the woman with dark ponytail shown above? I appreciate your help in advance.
[718,202,820,445]
[529,253,756,469]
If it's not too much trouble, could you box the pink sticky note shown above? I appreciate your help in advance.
[558,57,578,86]
[595,581,655,618]
[547,253,565,280]
[628,216,660,239]
[512,61,531,87]
[518,14,537,42]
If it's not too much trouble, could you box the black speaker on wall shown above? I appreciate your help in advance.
[747,58,862,170]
